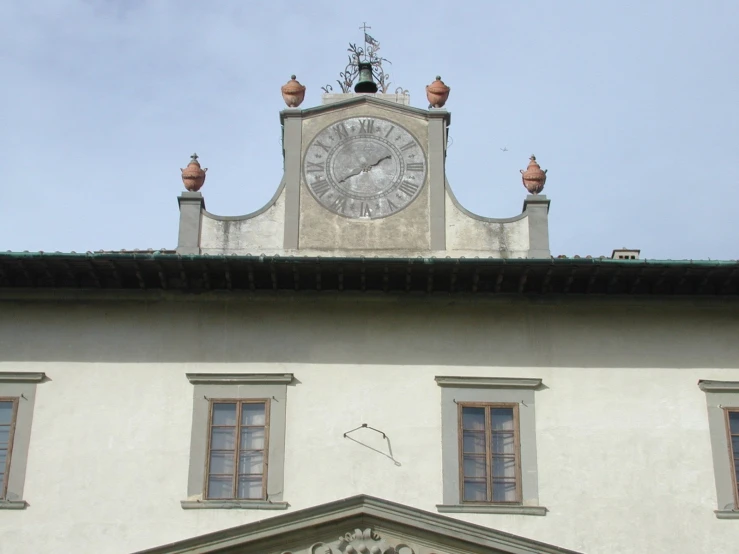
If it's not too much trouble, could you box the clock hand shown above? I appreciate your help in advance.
[367,154,391,168]
[337,167,363,183]
[337,154,391,183]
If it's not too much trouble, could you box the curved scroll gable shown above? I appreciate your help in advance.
[445,179,531,256]
[199,179,287,254]
[445,179,527,224]
[201,178,286,222]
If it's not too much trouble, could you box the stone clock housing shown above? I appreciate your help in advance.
[179,93,552,259]
[293,100,444,253]
[303,116,427,220]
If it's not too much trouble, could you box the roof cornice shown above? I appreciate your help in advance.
[1,253,737,296]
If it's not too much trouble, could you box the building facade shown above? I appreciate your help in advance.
[1,50,738,554]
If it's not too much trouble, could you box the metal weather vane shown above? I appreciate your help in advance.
[321,23,399,94]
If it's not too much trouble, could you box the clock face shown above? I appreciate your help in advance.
[303,116,427,219]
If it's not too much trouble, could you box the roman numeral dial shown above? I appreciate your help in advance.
[303,117,427,219]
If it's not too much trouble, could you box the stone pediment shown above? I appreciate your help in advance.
[279,95,450,125]
[133,495,582,554]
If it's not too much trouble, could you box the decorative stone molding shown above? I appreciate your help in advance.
[698,380,739,392]
[715,510,739,519]
[437,503,547,516]
[281,528,415,554]
[180,499,288,510]
[0,372,45,383]
[185,373,293,384]
[435,376,542,389]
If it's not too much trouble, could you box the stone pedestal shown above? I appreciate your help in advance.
[177,192,204,255]
[523,195,551,259]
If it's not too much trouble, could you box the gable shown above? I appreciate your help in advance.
[283,95,447,123]
[133,495,582,554]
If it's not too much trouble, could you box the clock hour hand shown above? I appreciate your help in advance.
[337,167,364,183]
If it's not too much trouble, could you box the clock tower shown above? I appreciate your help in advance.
[176,36,551,258]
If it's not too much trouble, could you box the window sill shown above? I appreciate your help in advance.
[180,500,289,510]
[437,504,547,516]
[0,500,27,510]
[715,510,739,519]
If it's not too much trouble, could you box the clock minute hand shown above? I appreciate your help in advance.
[367,154,391,169]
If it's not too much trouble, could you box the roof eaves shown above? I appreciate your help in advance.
[0,251,736,268]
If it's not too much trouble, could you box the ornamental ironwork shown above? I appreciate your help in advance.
[321,24,401,94]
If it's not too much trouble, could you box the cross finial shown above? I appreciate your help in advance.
[359,22,373,61]
[190,153,199,162]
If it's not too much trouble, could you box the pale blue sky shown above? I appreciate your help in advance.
[2,0,737,259]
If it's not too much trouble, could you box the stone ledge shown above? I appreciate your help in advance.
[435,376,543,389]
[436,504,547,516]
[0,500,28,510]
[186,373,293,385]
[715,510,739,519]
[0,372,45,383]
[699,380,739,393]
[321,92,410,106]
[180,500,289,510]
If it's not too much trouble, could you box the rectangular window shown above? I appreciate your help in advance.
[726,409,739,508]
[0,399,19,500]
[205,400,269,500]
[459,403,521,504]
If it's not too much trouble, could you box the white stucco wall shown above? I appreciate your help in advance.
[1,295,738,554]
[445,191,530,257]
[199,187,286,254]
[194,186,534,258]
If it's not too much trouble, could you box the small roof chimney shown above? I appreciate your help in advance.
[611,248,640,260]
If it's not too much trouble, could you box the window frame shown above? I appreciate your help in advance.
[0,397,19,500]
[435,376,546,516]
[0,372,44,510]
[457,401,522,505]
[724,408,739,509]
[182,373,292,510]
[204,398,271,501]
[698,380,739,518]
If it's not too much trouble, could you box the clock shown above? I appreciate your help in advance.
[303,116,427,219]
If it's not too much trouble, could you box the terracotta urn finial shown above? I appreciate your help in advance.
[181,153,207,192]
[426,75,450,108]
[520,155,547,195]
[281,75,306,108]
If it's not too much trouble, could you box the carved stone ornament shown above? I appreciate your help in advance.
[425,76,450,109]
[180,153,207,192]
[281,75,306,108]
[281,528,416,554]
[520,154,547,195]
